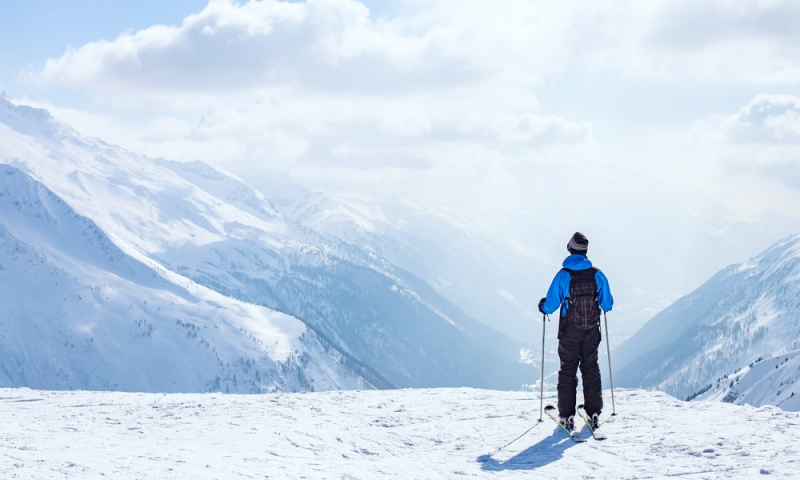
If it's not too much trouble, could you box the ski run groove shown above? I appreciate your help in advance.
[1,387,798,479]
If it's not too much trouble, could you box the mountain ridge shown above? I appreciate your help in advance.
[615,233,800,411]
[0,95,531,391]
[0,163,380,393]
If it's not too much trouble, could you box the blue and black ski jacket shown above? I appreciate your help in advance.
[540,254,613,317]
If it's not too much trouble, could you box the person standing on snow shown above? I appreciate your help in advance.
[538,232,613,432]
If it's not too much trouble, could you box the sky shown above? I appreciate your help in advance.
[2,0,800,220]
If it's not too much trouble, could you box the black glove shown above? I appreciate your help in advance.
[538,297,547,315]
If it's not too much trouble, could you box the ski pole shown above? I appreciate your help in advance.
[538,313,548,422]
[604,311,616,416]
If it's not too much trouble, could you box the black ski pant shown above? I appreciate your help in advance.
[557,322,603,418]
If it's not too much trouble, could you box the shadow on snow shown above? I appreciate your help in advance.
[477,426,580,471]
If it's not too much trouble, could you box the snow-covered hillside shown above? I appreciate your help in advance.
[243,168,800,351]
[615,234,800,410]
[0,95,530,390]
[697,350,800,411]
[245,172,551,340]
[1,387,797,479]
[0,164,377,392]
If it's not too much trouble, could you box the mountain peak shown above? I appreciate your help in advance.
[0,96,63,142]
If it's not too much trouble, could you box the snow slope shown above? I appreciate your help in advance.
[0,164,376,393]
[697,350,800,411]
[615,234,800,410]
[0,96,530,390]
[1,387,797,479]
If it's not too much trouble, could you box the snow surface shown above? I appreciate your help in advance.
[699,350,800,411]
[1,387,797,479]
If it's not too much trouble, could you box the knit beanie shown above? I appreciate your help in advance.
[567,232,588,254]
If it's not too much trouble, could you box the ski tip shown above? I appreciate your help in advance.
[577,404,585,410]
[544,405,556,412]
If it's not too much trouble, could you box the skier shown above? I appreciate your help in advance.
[538,232,613,433]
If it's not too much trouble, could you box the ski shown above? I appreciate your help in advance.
[544,405,587,442]
[576,404,607,440]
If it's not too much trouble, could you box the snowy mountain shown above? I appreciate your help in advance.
[246,171,550,340]
[242,167,800,352]
[615,234,800,411]
[2,386,798,478]
[0,96,530,390]
[695,350,800,410]
[0,164,377,393]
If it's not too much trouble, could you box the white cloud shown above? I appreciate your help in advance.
[23,0,604,176]
[592,0,800,85]
[34,0,471,98]
[649,0,800,49]
[512,114,592,145]
[723,94,800,143]
[663,94,800,216]
[14,0,800,218]
[29,0,800,102]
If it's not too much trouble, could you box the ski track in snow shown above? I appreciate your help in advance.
[1,388,797,479]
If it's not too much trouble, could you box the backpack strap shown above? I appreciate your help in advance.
[562,267,598,301]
